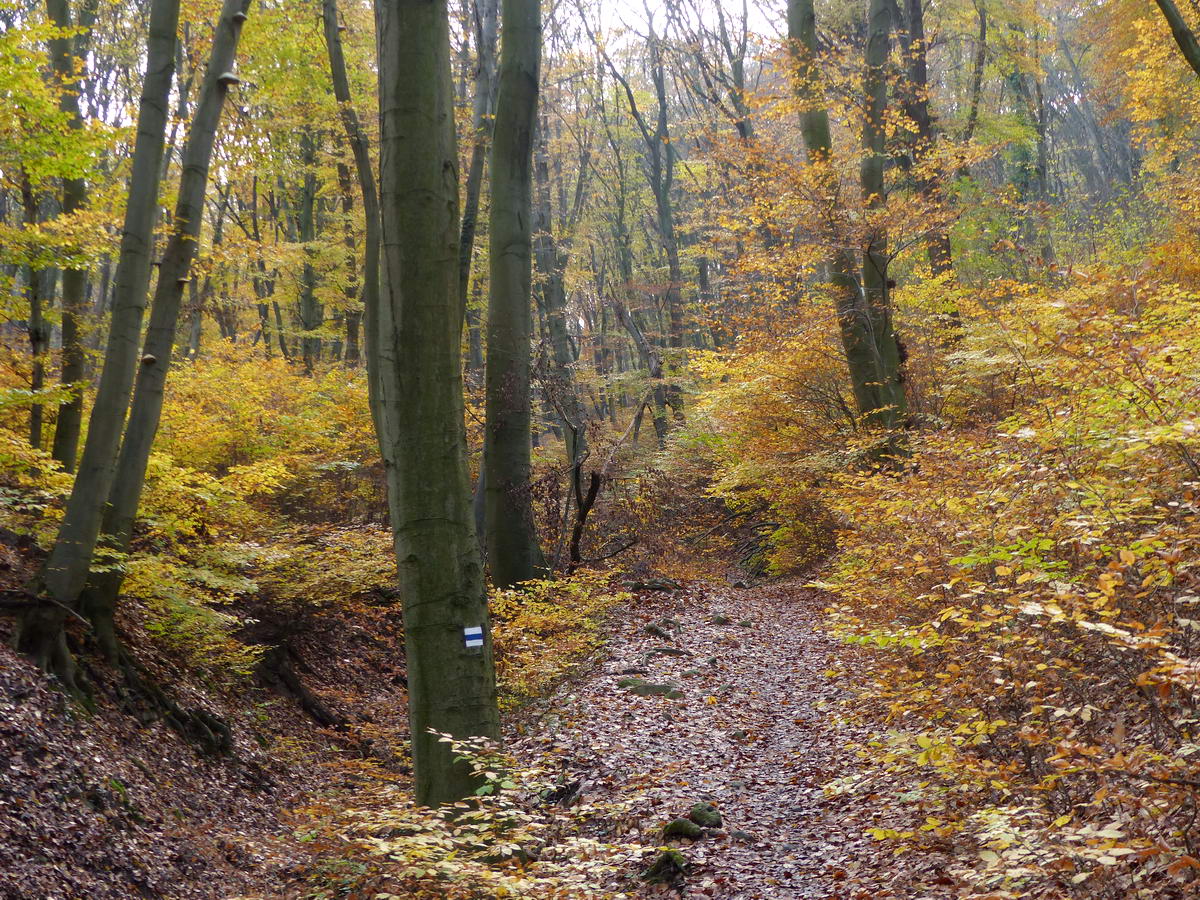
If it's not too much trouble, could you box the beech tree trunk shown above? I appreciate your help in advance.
[459,0,499,380]
[45,0,100,472]
[374,0,500,805]
[534,123,588,469]
[323,0,380,410]
[787,0,906,426]
[599,25,685,419]
[20,174,49,451]
[484,0,545,588]
[860,0,906,426]
[78,0,253,661]
[19,0,182,682]
[897,0,953,276]
[297,130,322,373]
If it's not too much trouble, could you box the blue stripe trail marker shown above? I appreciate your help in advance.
[464,626,484,649]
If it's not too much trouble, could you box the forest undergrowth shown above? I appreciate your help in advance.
[3,265,1200,899]
[5,0,1200,897]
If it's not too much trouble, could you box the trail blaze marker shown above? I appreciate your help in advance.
[464,626,484,649]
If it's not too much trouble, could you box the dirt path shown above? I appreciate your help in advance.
[511,579,952,899]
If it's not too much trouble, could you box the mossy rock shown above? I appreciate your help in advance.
[628,577,683,592]
[737,619,753,628]
[643,623,673,641]
[641,848,690,885]
[708,614,732,625]
[688,802,722,828]
[649,646,690,657]
[663,817,704,840]
[617,677,683,699]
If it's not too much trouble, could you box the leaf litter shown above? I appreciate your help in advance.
[510,577,961,899]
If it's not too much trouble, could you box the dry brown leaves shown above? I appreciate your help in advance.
[510,578,964,899]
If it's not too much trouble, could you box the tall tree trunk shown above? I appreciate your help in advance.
[898,0,954,276]
[249,176,281,359]
[297,130,322,373]
[962,1,987,145]
[77,0,253,663]
[323,0,381,418]
[45,0,100,472]
[484,0,545,588]
[459,0,499,381]
[648,41,684,369]
[598,26,685,419]
[19,0,182,682]
[787,0,892,423]
[860,0,907,426]
[334,160,362,366]
[374,0,500,805]
[534,125,587,470]
[20,173,49,451]
[1011,48,1055,265]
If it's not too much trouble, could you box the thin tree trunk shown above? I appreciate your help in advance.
[899,0,954,276]
[484,0,545,588]
[296,130,322,373]
[76,0,252,662]
[185,279,203,357]
[458,0,499,383]
[374,0,500,805]
[20,0,182,682]
[324,0,381,418]
[45,0,100,472]
[335,161,360,366]
[534,125,588,470]
[613,298,668,446]
[597,25,685,418]
[962,1,987,145]
[20,173,49,450]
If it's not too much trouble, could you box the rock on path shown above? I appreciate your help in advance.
[511,579,958,899]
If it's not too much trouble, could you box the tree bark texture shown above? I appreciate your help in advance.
[484,0,545,589]
[21,0,182,679]
[78,0,254,660]
[374,0,501,806]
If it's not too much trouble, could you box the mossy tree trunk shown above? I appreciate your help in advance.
[484,0,546,588]
[787,0,906,427]
[18,0,183,683]
[78,0,254,662]
[859,0,907,426]
[374,0,501,805]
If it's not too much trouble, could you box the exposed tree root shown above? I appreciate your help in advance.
[115,647,233,755]
[259,644,348,731]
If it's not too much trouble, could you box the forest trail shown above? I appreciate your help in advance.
[509,579,942,899]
